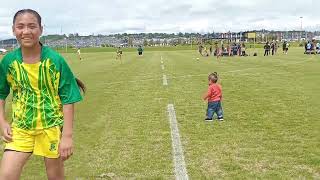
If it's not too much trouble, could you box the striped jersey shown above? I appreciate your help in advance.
[0,46,82,130]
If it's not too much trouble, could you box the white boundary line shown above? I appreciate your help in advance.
[163,74,168,86]
[161,64,165,70]
[167,104,189,180]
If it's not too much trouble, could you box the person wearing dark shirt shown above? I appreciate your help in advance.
[137,45,143,56]
[271,42,275,56]
[264,42,271,56]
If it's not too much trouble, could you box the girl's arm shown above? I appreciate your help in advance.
[0,100,12,142]
[59,104,74,161]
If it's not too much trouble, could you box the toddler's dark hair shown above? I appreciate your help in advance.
[208,72,218,83]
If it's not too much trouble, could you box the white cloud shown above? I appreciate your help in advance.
[0,0,319,39]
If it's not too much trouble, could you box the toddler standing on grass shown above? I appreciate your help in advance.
[203,72,224,121]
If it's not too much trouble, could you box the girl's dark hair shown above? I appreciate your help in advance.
[13,9,42,26]
[208,72,218,83]
[13,9,85,94]
[75,78,86,94]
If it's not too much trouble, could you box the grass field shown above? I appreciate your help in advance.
[0,47,319,179]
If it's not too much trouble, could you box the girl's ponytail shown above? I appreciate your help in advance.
[75,78,86,94]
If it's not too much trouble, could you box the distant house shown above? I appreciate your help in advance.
[0,48,7,54]
[313,36,320,40]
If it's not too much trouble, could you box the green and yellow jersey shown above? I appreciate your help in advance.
[0,46,82,130]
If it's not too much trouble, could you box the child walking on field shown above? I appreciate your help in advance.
[0,9,85,179]
[203,72,223,121]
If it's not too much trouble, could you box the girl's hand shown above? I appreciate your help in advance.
[59,135,73,161]
[0,121,12,143]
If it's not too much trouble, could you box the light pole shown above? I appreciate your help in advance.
[300,17,303,40]
[65,37,68,53]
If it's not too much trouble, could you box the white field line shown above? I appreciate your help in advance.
[163,74,168,86]
[167,104,189,180]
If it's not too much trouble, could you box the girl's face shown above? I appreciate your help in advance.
[12,13,43,48]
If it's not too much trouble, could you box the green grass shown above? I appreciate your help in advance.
[54,45,197,54]
[0,48,319,179]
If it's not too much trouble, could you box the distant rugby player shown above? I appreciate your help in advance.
[116,47,123,63]
[77,48,82,60]
[137,45,143,56]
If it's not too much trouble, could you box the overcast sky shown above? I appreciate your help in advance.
[0,0,319,39]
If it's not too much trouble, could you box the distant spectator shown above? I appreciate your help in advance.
[137,45,143,56]
[209,45,213,55]
[271,41,275,55]
[232,43,238,56]
[283,41,289,55]
[274,40,278,54]
[227,44,232,56]
[264,42,271,56]
[241,43,246,56]
[304,42,308,53]
[116,47,123,63]
[306,41,312,54]
[312,39,317,55]
[237,43,241,56]
[203,47,209,57]
[198,45,203,55]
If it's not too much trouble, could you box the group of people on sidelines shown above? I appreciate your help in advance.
[199,42,248,58]
[304,40,320,54]
[263,41,281,56]
[199,40,293,58]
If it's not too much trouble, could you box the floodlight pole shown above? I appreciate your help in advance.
[300,17,303,40]
[43,24,46,45]
[65,37,68,53]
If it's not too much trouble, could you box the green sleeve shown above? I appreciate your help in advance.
[0,59,10,100]
[58,57,82,105]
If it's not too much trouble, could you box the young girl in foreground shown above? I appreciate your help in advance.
[0,9,85,179]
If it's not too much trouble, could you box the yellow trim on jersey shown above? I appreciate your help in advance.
[22,62,43,129]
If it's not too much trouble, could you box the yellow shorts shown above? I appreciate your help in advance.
[4,126,62,158]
